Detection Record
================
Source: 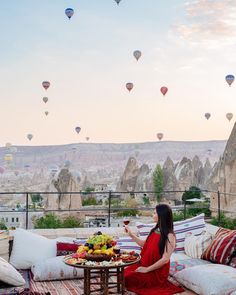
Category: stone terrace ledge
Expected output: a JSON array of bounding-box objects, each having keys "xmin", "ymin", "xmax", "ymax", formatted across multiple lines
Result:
[
  {"xmin": 9, "ymin": 226, "xmax": 139, "ymax": 239},
  {"xmin": 9, "ymin": 223, "xmax": 219, "ymax": 239}
]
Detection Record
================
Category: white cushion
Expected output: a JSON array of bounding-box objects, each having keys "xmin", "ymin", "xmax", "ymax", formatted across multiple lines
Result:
[
  {"xmin": 136, "ymin": 214, "xmax": 206, "ymax": 253},
  {"xmin": 117, "ymin": 236, "xmax": 141, "ymax": 254},
  {"xmin": 31, "ymin": 256, "xmax": 83, "ymax": 281},
  {"xmin": 184, "ymin": 230, "xmax": 213, "ymax": 259},
  {"xmin": 10, "ymin": 228, "xmax": 56, "ymax": 269},
  {"xmin": 0, "ymin": 257, "xmax": 25, "ymax": 286},
  {"xmin": 174, "ymin": 264, "xmax": 236, "ymax": 295}
]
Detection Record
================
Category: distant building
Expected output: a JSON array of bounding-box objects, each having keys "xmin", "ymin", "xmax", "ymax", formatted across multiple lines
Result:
[{"xmin": 0, "ymin": 207, "xmax": 24, "ymax": 228}]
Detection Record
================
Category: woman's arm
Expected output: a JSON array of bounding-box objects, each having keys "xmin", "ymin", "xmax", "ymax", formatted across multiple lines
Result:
[
  {"xmin": 125, "ymin": 226, "xmax": 146, "ymax": 247},
  {"xmin": 136, "ymin": 233, "xmax": 175, "ymax": 273}
]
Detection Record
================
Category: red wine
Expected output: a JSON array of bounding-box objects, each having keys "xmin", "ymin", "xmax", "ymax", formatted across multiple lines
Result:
[{"xmin": 123, "ymin": 220, "xmax": 130, "ymax": 225}]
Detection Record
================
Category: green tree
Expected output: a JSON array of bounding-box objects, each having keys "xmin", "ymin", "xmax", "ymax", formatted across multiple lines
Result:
[
  {"xmin": 34, "ymin": 213, "xmax": 62, "ymax": 229},
  {"xmin": 31, "ymin": 193, "xmax": 43, "ymax": 203},
  {"xmin": 152, "ymin": 165, "xmax": 164, "ymax": 202},
  {"xmin": 143, "ymin": 194, "xmax": 150, "ymax": 206},
  {"xmin": 62, "ymin": 216, "xmax": 81, "ymax": 228},
  {"xmin": 0, "ymin": 221, "xmax": 7, "ymax": 230},
  {"xmin": 82, "ymin": 196, "xmax": 98, "ymax": 206},
  {"xmin": 182, "ymin": 186, "xmax": 204, "ymax": 202}
]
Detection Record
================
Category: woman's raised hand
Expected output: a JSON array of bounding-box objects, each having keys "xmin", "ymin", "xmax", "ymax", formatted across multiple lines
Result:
[{"xmin": 124, "ymin": 225, "xmax": 132, "ymax": 236}]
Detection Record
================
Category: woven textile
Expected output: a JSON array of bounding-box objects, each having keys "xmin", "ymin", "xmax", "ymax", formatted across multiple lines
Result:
[
  {"xmin": 136, "ymin": 214, "xmax": 206, "ymax": 253},
  {"xmin": 201, "ymin": 227, "xmax": 236, "ymax": 265},
  {"xmin": 184, "ymin": 231, "xmax": 213, "ymax": 259}
]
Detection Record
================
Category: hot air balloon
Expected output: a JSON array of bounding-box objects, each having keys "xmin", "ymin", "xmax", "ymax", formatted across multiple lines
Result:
[
  {"xmin": 133, "ymin": 50, "xmax": 142, "ymax": 61},
  {"xmin": 157, "ymin": 133, "xmax": 164, "ymax": 141},
  {"xmin": 4, "ymin": 154, "xmax": 13, "ymax": 163},
  {"xmin": 75, "ymin": 126, "xmax": 81, "ymax": 134},
  {"xmin": 126, "ymin": 82, "xmax": 134, "ymax": 92},
  {"xmin": 42, "ymin": 81, "xmax": 50, "ymax": 90},
  {"xmin": 226, "ymin": 112, "xmax": 233, "ymax": 121},
  {"xmin": 160, "ymin": 86, "xmax": 168, "ymax": 96},
  {"xmin": 43, "ymin": 97, "xmax": 48, "ymax": 103},
  {"xmin": 225, "ymin": 75, "xmax": 235, "ymax": 87},
  {"xmin": 45, "ymin": 111, "xmax": 49, "ymax": 116},
  {"xmin": 65, "ymin": 8, "xmax": 74, "ymax": 19},
  {"xmin": 114, "ymin": 0, "xmax": 122, "ymax": 5},
  {"xmin": 27, "ymin": 134, "xmax": 33, "ymax": 141},
  {"xmin": 86, "ymin": 137, "xmax": 90, "ymax": 141},
  {"xmin": 205, "ymin": 113, "xmax": 211, "ymax": 120}
]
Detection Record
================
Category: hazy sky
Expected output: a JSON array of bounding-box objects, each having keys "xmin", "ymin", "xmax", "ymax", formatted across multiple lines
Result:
[{"xmin": 1, "ymin": 0, "xmax": 236, "ymax": 145}]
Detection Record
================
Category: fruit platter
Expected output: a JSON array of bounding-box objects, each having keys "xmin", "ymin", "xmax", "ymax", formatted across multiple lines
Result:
[{"xmin": 64, "ymin": 231, "xmax": 140, "ymax": 267}]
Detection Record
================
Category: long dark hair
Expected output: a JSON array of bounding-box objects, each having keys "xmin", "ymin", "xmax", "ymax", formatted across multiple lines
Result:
[{"xmin": 148, "ymin": 204, "xmax": 174, "ymax": 256}]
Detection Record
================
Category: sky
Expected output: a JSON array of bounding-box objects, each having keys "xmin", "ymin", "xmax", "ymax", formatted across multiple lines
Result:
[{"xmin": 1, "ymin": 0, "xmax": 236, "ymax": 145}]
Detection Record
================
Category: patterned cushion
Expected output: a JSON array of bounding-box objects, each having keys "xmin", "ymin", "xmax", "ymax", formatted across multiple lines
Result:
[
  {"xmin": 173, "ymin": 214, "xmax": 206, "ymax": 252},
  {"xmin": 117, "ymin": 236, "xmax": 141, "ymax": 254},
  {"xmin": 136, "ymin": 214, "xmax": 206, "ymax": 253},
  {"xmin": 184, "ymin": 230, "xmax": 213, "ymax": 259},
  {"xmin": 31, "ymin": 256, "xmax": 84, "ymax": 281},
  {"xmin": 170, "ymin": 258, "xmax": 211, "ymax": 276},
  {"xmin": 201, "ymin": 228, "xmax": 236, "ymax": 265},
  {"xmin": 57, "ymin": 242, "xmax": 79, "ymax": 256},
  {"xmin": 174, "ymin": 264, "xmax": 236, "ymax": 295}
]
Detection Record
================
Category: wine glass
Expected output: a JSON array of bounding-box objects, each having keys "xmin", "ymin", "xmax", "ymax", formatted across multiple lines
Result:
[{"xmin": 123, "ymin": 217, "xmax": 130, "ymax": 226}]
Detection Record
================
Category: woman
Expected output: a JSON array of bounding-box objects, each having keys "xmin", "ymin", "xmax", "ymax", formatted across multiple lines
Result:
[{"xmin": 124, "ymin": 204, "xmax": 184, "ymax": 295}]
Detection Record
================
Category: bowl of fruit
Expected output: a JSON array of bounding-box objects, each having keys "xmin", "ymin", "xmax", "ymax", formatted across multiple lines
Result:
[{"xmin": 76, "ymin": 231, "xmax": 117, "ymax": 262}]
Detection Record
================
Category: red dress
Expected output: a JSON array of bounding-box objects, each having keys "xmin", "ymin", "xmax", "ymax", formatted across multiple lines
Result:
[{"xmin": 124, "ymin": 231, "xmax": 184, "ymax": 295}]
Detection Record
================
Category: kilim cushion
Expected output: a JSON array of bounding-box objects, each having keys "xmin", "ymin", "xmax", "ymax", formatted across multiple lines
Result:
[
  {"xmin": 184, "ymin": 230, "xmax": 213, "ymax": 259},
  {"xmin": 136, "ymin": 213, "xmax": 206, "ymax": 253},
  {"xmin": 201, "ymin": 227, "xmax": 236, "ymax": 265},
  {"xmin": 56, "ymin": 242, "xmax": 79, "ymax": 256}
]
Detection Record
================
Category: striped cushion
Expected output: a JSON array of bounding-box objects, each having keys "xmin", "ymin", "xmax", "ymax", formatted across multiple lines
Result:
[
  {"xmin": 173, "ymin": 214, "xmax": 206, "ymax": 252},
  {"xmin": 117, "ymin": 236, "xmax": 141, "ymax": 254},
  {"xmin": 136, "ymin": 214, "xmax": 206, "ymax": 253},
  {"xmin": 201, "ymin": 228, "xmax": 236, "ymax": 265},
  {"xmin": 184, "ymin": 231, "xmax": 213, "ymax": 259}
]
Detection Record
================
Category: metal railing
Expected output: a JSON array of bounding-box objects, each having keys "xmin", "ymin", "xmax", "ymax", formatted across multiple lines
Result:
[{"xmin": 0, "ymin": 189, "xmax": 235, "ymax": 229}]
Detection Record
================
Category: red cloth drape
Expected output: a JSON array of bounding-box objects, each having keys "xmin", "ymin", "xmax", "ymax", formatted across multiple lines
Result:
[{"xmin": 124, "ymin": 232, "xmax": 184, "ymax": 295}]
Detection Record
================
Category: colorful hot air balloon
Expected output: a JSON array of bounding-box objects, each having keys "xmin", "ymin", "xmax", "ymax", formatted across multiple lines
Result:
[
  {"xmin": 45, "ymin": 111, "xmax": 49, "ymax": 116},
  {"xmin": 157, "ymin": 133, "xmax": 164, "ymax": 141},
  {"xmin": 205, "ymin": 113, "xmax": 211, "ymax": 120},
  {"xmin": 65, "ymin": 8, "xmax": 74, "ymax": 19},
  {"xmin": 4, "ymin": 154, "xmax": 13, "ymax": 163},
  {"xmin": 114, "ymin": 0, "xmax": 122, "ymax": 5},
  {"xmin": 160, "ymin": 86, "xmax": 168, "ymax": 96},
  {"xmin": 86, "ymin": 137, "xmax": 90, "ymax": 141},
  {"xmin": 225, "ymin": 75, "xmax": 235, "ymax": 86},
  {"xmin": 43, "ymin": 97, "xmax": 48, "ymax": 103},
  {"xmin": 226, "ymin": 112, "xmax": 233, "ymax": 121},
  {"xmin": 75, "ymin": 126, "xmax": 81, "ymax": 134},
  {"xmin": 42, "ymin": 81, "xmax": 50, "ymax": 90},
  {"xmin": 133, "ymin": 50, "xmax": 142, "ymax": 61},
  {"xmin": 126, "ymin": 82, "xmax": 134, "ymax": 92},
  {"xmin": 27, "ymin": 134, "xmax": 33, "ymax": 141}
]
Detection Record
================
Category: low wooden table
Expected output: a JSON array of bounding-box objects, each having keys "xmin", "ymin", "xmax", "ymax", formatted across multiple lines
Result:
[{"xmin": 65, "ymin": 257, "xmax": 140, "ymax": 295}]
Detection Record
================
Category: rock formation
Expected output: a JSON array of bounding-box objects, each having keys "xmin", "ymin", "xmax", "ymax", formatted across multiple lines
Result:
[
  {"xmin": 117, "ymin": 155, "xmax": 213, "ymax": 203},
  {"xmin": 45, "ymin": 168, "xmax": 82, "ymax": 212},
  {"xmin": 207, "ymin": 122, "xmax": 236, "ymax": 217}
]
